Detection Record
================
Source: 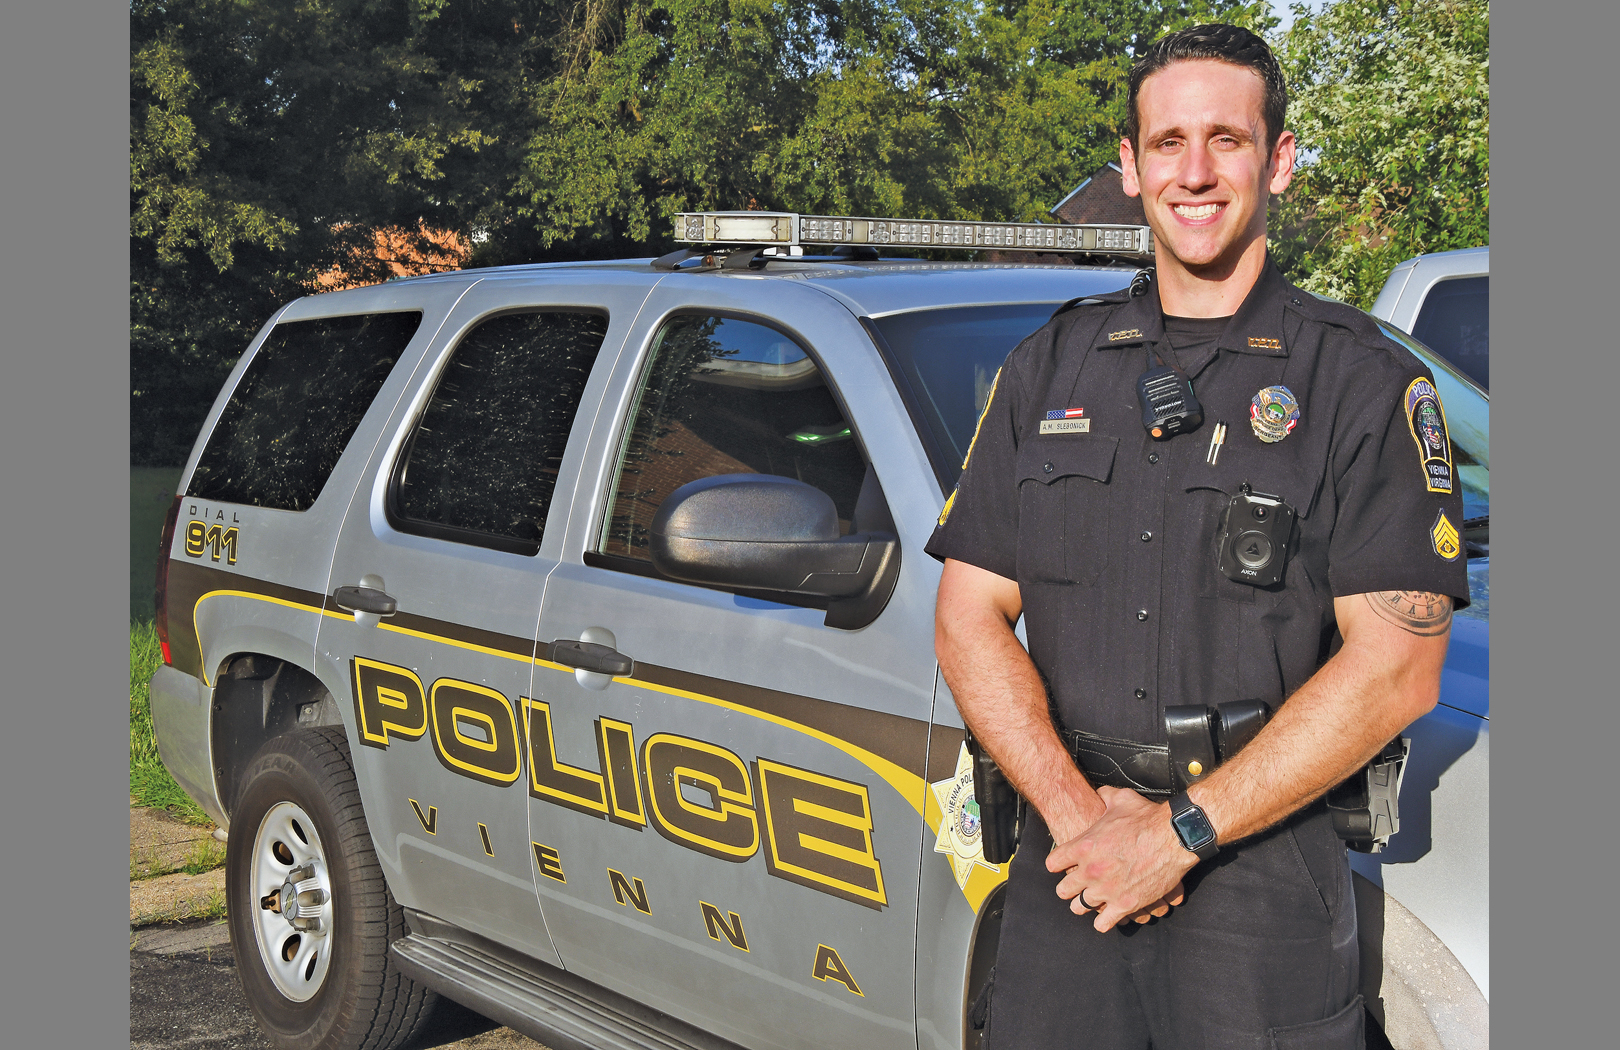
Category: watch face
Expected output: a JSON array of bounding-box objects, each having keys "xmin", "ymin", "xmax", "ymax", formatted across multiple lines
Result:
[{"xmin": 1173, "ymin": 805, "xmax": 1217, "ymax": 850}]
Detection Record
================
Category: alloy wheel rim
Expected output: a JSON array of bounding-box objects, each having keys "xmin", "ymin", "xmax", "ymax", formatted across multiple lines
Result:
[{"xmin": 249, "ymin": 801, "xmax": 335, "ymax": 1002}]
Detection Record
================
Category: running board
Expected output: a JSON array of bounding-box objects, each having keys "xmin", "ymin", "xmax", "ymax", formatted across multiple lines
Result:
[{"xmin": 392, "ymin": 910, "xmax": 747, "ymax": 1050}]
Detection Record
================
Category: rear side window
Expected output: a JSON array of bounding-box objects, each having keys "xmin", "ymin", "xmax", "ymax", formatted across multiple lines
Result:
[
  {"xmin": 390, "ymin": 311, "xmax": 609, "ymax": 555},
  {"xmin": 597, "ymin": 314, "xmax": 868, "ymax": 566},
  {"xmin": 1411, "ymin": 275, "xmax": 1488, "ymax": 390},
  {"xmin": 189, "ymin": 311, "xmax": 422, "ymax": 510}
]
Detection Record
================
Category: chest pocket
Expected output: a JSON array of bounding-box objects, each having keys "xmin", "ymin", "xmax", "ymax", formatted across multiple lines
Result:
[
  {"xmin": 1178, "ymin": 440, "xmax": 1322, "ymax": 605},
  {"xmin": 1015, "ymin": 436, "xmax": 1118, "ymax": 586}
]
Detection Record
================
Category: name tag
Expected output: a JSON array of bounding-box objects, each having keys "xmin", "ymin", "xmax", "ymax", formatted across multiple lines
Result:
[{"xmin": 1039, "ymin": 418, "xmax": 1091, "ymax": 434}]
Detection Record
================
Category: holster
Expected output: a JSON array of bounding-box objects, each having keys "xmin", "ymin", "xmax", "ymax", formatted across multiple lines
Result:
[
  {"xmin": 967, "ymin": 702, "xmax": 1407, "ymax": 863},
  {"xmin": 1327, "ymin": 736, "xmax": 1410, "ymax": 853},
  {"xmin": 1062, "ymin": 700, "xmax": 1273, "ymax": 802},
  {"xmin": 965, "ymin": 727, "xmax": 1021, "ymax": 865}
]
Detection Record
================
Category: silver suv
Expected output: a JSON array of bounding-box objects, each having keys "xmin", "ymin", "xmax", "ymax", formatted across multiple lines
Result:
[
  {"xmin": 1370, "ymin": 245, "xmax": 1489, "ymax": 391},
  {"xmin": 150, "ymin": 228, "xmax": 1488, "ymax": 1050}
]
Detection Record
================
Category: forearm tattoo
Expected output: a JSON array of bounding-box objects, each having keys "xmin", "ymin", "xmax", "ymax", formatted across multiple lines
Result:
[{"xmin": 1365, "ymin": 591, "xmax": 1454, "ymax": 636}]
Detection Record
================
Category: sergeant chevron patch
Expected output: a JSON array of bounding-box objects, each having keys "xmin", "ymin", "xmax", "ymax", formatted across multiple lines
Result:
[{"xmin": 1431, "ymin": 508, "xmax": 1461, "ymax": 561}]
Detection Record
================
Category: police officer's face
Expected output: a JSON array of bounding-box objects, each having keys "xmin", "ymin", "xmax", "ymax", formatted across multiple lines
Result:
[{"xmin": 1121, "ymin": 59, "xmax": 1295, "ymax": 277}]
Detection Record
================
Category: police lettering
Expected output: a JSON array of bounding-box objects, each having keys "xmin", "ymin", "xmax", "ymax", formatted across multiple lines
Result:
[{"xmin": 351, "ymin": 657, "xmax": 888, "ymax": 908}]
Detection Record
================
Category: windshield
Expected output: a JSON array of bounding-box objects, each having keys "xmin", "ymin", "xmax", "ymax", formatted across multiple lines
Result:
[{"xmin": 869, "ymin": 305, "xmax": 1489, "ymax": 527}]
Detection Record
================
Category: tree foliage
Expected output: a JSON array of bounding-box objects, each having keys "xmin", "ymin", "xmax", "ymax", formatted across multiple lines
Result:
[
  {"xmin": 130, "ymin": 0, "xmax": 561, "ymax": 462},
  {"xmin": 1273, "ymin": 0, "xmax": 1489, "ymax": 307},
  {"xmin": 504, "ymin": 0, "xmax": 1269, "ymax": 254},
  {"xmin": 136, "ymin": 0, "xmax": 1320, "ymax": 464}
]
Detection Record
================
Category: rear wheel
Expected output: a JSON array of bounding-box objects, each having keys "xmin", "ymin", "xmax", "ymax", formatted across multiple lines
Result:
[{"xmin": 226, "ymin": 726, "xmax": 437, "ymax": 1050}]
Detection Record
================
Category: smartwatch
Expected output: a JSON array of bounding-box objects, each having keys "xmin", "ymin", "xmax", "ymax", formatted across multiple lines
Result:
[{"xmin": 1169, "ymin": 791, "xmax": 1219, "ymax": 861}]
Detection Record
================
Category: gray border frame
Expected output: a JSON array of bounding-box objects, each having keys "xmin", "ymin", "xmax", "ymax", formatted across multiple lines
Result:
[
  {"xmin": 1, "ymin": 2, "xmax": 132, "ymax": 1044},
  {"xmin": 1493, "ymin": 0, "xmax": 1605, "ymax": 1044},
  {"xmin": 1, "ymin": 1, "xmax": 1591, "ymax": 1043}
]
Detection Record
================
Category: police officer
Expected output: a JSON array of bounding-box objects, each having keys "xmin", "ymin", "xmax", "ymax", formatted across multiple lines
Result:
[{"xmin": 926, "ymin": 24, "xmax": 1469, "ymax": 1049}]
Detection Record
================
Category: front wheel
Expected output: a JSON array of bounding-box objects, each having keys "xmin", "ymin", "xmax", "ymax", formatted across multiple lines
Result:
[{"xmin": 226, "ymin": 726, "xmax": 437, "ymax": 1050}]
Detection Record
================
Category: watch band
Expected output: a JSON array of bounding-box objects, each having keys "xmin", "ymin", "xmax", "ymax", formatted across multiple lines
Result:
[{"xmin": 1169, "ymin": 791, "xmax": 1219, "ymax": 861}]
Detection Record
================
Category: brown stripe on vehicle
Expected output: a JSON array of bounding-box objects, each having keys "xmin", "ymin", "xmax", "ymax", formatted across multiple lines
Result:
[
  {"xmin": 384, "ymin": 609, "xmax": 537, "ymax": 661},
  {"xmin": 926, "ymin": 724, "xmax": 968, "ymax": 784},
  {"xmin": 165, "ymin": 562, "xmax": 329, "ymax": 681},
  {"xmin": 628, "ymin": 662, "xmax": 932, "ymax": 779},
  {"xmin": 169, "ymin": 562, "xmax": 537, "ymax": 683}
]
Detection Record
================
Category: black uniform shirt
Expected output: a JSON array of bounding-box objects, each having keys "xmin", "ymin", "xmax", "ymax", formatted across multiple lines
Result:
[{"xmin": 925, "ymin": 259, "xmax": 1471, "ymax": 744}]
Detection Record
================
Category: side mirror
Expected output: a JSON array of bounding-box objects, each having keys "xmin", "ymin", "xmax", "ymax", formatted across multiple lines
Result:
[{"xmin": 649, "ymin": 474, "xmax": 900, "ymax": 630}]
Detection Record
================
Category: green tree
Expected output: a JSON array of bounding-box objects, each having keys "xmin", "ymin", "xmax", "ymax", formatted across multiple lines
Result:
[
  {"xmin": 132, "ymin": 1, "xmax": 1271, "ymax": 464},
  {"xmin": 1273, "ymin": 0, "xmax": 1489, "ymax": 307},
  {"xmin": 130, "ymin": 0, "xmax": 550, "ymax": 463},
  {"xmin": 505, "ymin": 1, "xmax": 1271, "ymax": 255}
]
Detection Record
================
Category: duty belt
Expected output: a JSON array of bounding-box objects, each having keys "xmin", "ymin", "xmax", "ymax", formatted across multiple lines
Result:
[{"xmin": 1061, "ymin": 701, "xmax": 1273, "ymax": 802}]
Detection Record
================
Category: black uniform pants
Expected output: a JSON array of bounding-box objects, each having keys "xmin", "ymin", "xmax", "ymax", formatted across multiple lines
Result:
[{"xmin": 984, "ymin": 803, "xmax": 1362, "ymax": 1050}]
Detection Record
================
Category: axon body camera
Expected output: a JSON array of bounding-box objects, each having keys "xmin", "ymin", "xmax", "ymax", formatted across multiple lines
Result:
[{"xmin": 1217, "ymin": 485, "xmax": 1296, "ymax": 587}]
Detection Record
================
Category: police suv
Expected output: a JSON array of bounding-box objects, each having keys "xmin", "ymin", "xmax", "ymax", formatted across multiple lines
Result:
[{"xmin": 149, "ymin": 213, "xmax": 1489, "ymax": 1050}]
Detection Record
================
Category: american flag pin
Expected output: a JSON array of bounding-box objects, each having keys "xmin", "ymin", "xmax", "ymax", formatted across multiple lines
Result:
[{"xmin": 1045, "ymin": 407, "xmax": 1085, "ymax": 420}]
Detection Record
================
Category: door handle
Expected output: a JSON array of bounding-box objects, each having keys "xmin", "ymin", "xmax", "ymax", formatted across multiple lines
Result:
[
  {"xmin": 333, "ymin": 586, "xmax": 398, "ymax": 616},
  {"xmin": 546, "ymin": 639, "xmax": 633, "ymax": 677}
]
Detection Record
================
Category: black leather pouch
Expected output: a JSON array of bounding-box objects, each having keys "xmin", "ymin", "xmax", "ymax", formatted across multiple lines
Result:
[
  {"xmin": 1215, "ymin": 699, "xmax": 1272, "ymax": 760},
  {"xmin": 1165, "ymin": 705, "xmax": 1219, "ymax": 792}
]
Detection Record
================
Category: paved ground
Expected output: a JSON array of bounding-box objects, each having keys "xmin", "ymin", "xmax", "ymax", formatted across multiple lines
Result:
[
  {"xmin": 130, "ymin": 802, "xmax": 215, "ymax": 874},
  {"xmin": 130, "ymin": 922, "xmax": 548, "ymax": 1049},
  {"xmin": 131, "ymin": 804, "xmax": 548, "ymax": 1048},
  {"xmin": 130, "ymin": 803, "xmax": 227, "ymax": 924}
]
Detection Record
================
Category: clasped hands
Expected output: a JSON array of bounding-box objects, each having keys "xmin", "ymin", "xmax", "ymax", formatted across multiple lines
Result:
[{"xmin": 1045, "ymin": 785, "xmax": 1198, "ymax": 932}]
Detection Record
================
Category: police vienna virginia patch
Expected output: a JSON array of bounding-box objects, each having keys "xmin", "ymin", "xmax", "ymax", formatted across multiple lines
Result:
[
  {"xmin": 1431, "ymin": 508, "xmax": 1461, "ymax": 561},
  {"xmin": 1405, "ymin": 378, "xmax": 1454, "ymax": 493}
]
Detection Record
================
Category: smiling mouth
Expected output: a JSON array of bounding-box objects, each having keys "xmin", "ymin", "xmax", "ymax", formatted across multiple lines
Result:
[{"xmin": 1172, "ymin": 203, "xmax": 1223, "ymax": 220}]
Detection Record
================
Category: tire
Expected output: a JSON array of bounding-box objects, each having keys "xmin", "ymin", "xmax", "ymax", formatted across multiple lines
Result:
[{"xmin": 226, "ymin": 726, "xmax": 438, "ymax": 1050}]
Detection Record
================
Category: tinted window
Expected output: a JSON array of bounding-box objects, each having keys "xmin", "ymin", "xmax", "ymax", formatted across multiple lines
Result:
[
  {"xmin": 871, "ymin": 303, "xmax": 1057, "ymax": 490},
  {"xmin": 1411, "ymin": 275, "xmax": 1488, "ymax": 390},
  {"xmin": 189, "ymin": 311, "xmax": 422, "ymax": 510},
  {"xmin": 598, "ymin": 315, "xmax": 867, "ymax": 564},
  {"xmin": 393, "ymin": 311, "xmax": 609, "ymax": 555}
]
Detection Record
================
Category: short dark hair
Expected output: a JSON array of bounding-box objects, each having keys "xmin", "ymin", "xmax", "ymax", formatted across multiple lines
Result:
[{"xmin": 1125, "ymin": 24, "xmax": 1287, "ymax": 154}]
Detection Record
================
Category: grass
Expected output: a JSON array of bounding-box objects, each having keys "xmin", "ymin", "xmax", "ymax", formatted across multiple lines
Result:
[
  {"xmin": 130, "ymin": 618, "xmax": 212, "ymax": 826},
  {"xmin": 130, "ymin": 467, "xmax": 215, "ymax": 827},
  {"xmin": 181, "ymin": 837, "xmax": 228, "ymax": 875},
  {"xmin": 132, "ymin": 885, "xmax": 229, "ymax": 928},
  {"xmin": 191, "ymin": 887, "xmax": 228, "ymax": 924},
  {"xmin": 131, "ymin": 466, "xmax": 184, "ymax": 621},
  {"xmin": 131, "ymin": 845, "xmax": 166, "ymax": 881}
]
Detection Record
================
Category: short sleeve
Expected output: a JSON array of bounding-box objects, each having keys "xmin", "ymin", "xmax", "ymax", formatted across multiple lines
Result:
[
  {"xmin": 924, "ymin": 352, "xmax": 1025, "ymax": 582},
  {"xmin": 1325, "ymin": 364, "xmax": 1472, "ymax": 608}
]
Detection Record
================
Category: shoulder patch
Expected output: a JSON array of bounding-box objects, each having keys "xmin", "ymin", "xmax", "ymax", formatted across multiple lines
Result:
[{"xmin": 1404, "ymin": 378, "xmax": 1454, "ymax": 493}]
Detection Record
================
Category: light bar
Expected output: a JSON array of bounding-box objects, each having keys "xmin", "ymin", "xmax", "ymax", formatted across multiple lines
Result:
[{"xmin": 674, "ymin": 211, "xmax": 1152, "ymax": 259}]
